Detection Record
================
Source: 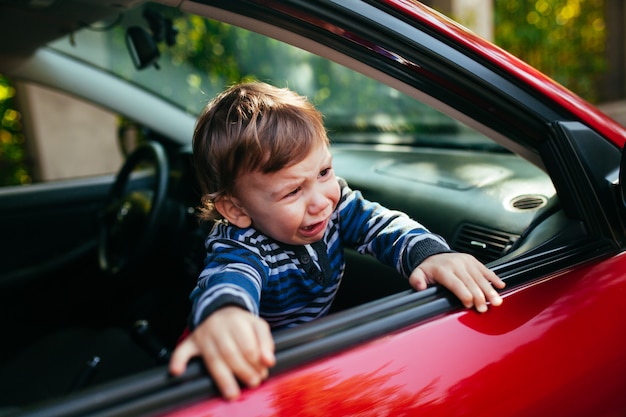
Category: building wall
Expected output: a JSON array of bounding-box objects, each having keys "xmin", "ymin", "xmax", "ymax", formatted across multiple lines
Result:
[{"xmin": 15, "ymin": 81, "xmax": 122, "ymax": 182}]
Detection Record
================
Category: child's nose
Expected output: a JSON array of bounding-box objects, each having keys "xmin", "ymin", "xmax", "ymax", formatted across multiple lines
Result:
[{"xmin": 307, "ymin": 190, "xmax": 329, "ymax": 213}]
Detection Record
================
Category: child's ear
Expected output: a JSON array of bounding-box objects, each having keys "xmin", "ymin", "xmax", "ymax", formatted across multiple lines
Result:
[{"xmin": 214, "ymin": 196, "xmax": 252, "ymax": 228}]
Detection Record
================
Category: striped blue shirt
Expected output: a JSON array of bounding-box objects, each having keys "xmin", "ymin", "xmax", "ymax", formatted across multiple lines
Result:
[{"xmin": 190, "ymin": 178, "xmax": 451, "ymax": 330}]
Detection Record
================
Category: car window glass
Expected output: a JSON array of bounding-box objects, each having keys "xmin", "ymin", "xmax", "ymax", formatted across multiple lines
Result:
[{"xmin": 47, "ymin": 5, "xmax": 502, "ymax": 150}]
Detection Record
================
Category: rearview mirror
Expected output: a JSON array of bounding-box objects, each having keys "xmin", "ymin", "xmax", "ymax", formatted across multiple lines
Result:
[{"xmin": 125, "ymin": 26, "xmax": 160, "ymax": 70}]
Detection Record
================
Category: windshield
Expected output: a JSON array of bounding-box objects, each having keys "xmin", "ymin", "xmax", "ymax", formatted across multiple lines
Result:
[{"xmin": 49, "ymin": 2, "xmax": 500, "ymax": 149}]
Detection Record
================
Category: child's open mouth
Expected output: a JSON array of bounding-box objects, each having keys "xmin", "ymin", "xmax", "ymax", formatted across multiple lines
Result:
[{"xmin": 301, "ymin": 220, "xmax": 326, "ymax": 237}]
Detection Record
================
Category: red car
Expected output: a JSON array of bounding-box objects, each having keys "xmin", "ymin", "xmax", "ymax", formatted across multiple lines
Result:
[{"xmin": 1, "ymin": 1, "xmax": 626, "ymax": 416}]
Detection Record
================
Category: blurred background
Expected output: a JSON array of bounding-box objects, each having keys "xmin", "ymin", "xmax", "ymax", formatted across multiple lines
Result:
[
  {"xmin": 425, "ymin": 0, "xmax": 624, "ymax": 107},
  {"xmin": 1, "ymin": 0, "xmax": 625, "ymax": 187}
]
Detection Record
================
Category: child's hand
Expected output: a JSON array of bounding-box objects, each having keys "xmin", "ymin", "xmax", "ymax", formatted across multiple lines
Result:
[
  {"xmin": 169, "ymin": 306, "xmax": 275, "ymax": 400},
  {"xmin": 409, "ymin": 252, "xmax": 505, "ymax": 313}
]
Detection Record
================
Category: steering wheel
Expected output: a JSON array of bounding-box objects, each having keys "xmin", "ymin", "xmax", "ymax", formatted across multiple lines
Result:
[{"xmin": 98, "ymin": 141, "xmax": 169, "ymax": 275}]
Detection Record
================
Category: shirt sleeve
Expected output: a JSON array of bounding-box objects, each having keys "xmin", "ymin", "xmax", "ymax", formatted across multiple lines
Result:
[
  {"xmin": 188, "ymin": 224, "xmax": 266, "ymax": 330},
  {"xmin": 336, "ymin": 177, "xmax": 453, "ymax": 278}
]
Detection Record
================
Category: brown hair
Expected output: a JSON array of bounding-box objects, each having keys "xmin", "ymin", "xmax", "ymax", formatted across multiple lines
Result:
[{"xmin": 192, "ymin": 81, "xmax": 329, "ymax": 222}]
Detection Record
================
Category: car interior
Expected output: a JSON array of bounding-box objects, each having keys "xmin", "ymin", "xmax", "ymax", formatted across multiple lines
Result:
[{"xmin": 3, "ymin": 0, "xmax": 622, "ymax": 413}]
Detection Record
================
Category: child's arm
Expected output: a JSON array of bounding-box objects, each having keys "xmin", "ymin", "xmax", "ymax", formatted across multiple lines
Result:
[
  {"xmin": 169, "ymin": 306, "xmax": 275, "ymax": 401},
  {"xmin": 409, "ymin": 252, "xmax": 505, "ymax": 312}
]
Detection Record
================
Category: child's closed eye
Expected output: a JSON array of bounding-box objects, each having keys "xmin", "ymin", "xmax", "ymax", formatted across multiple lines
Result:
[{"xmin": 284, "ymin": 187, "xmax": 301, "ymax": 198}]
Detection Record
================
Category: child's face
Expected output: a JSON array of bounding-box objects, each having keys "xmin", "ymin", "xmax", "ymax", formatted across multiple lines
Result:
[{"xmin": 230, "ymin": 142, "xmax": 340, "ymax": 245}]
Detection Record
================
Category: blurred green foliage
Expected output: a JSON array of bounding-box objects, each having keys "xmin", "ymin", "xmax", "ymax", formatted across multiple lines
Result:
[
  {"xmin": 494, "ymin": 0, "xmax": 606, "ymax": 103},
  {"xmin": 0, "ymin": 74, "xmax": 30, "ymax": 186},
  {"xmin": 165, "ymin": 10, "xmax": 430, "ymax": 132}
]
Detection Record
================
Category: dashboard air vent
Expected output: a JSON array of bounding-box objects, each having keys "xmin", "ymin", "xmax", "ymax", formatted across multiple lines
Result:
[
  {"xmin": 510, "ymin": 194, "xmax": 547, "ymax": 211},
  {"xmin": 452, "ymin": 224, "xmax": 519, "ymax": 263}
]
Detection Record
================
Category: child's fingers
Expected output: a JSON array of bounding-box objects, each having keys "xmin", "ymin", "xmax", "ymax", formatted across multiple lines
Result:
[
  {"xmin": 202, "ymin": 328, "xmax": 264, "ymax": 399},
  {"xmin": 254, "ymin": 319, "xmax": 276, "ymax": 368},
  {"xmin": 417, "ymin": 265, "xmax": 477, "ymax": 309},
  {"xmin": 457, "ymin": 268, "xmax": 488, "ymax": 312},
  {"xmin": 463, "ymin": 261, "xmax": 503, "ymax": 312},
  {"xmin": 473, "ymin": 263, "xmax": 504, "ymax": 307},
  {"xmin": 228, "ymin": 322, "xmax": 272, "ymax": 388},
  {"xmin": 482, "ymin": 265, "xmax": 506, "ymax": 289},
  {"xmin": 480, "ymin": 275, "xmax": 504, "ymax": 307},
  {"xmin": 412, "ymin": 253, "xmax": 505, "ymax": 313},
  {"xmin": 202, "ymin": 345, "xmax": 243, "ymax": 400},
  {"xmin": 168, "ymin": 337, "xmax": 199, "ymax": 376},
  {"xmin": 408, "ymin": 266, "xmax": 429, "ymax": 290}
]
